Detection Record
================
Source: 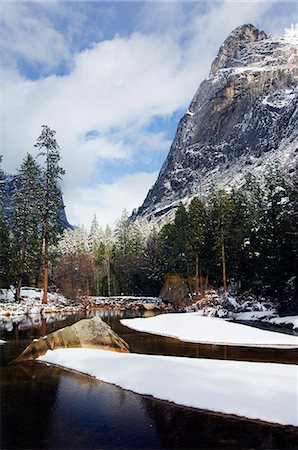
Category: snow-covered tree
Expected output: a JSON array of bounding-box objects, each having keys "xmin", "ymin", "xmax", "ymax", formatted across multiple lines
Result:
[
  {"xmin": 88, "ymin": 214, "xmax": 103, "ymax": 253},
  {"xmin": 55, "ymin": 226, "xmax": 89, "ymax": 256},
  {"xmin": 114, "ymin": 209, "xmax": 132, "ymax": 255},
  {"xmin": 35, "ymin": 126, "xmax": 65, "ymax": 304},
  {"xmin": 11, "ymin": 154, "xmax": 43, "ymax": 300}
]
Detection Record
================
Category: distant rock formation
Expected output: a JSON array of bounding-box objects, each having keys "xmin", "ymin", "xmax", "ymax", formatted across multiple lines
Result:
[
  {"xmin": 134, "ymin": 24, "xmax": 298, "ymax": 221},
  {"xmin": 13, "ymin": 316, "xmax": 130, "ymax": 362},
  {"xmin": 0, "ymin": 174, "xmax": 72, "ymax": 229}
]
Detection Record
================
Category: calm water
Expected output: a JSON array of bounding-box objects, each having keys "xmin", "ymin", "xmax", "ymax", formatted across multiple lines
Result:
[{"xmin": 1, "ymin": 310, "xmax": 297, "ymax": 449}]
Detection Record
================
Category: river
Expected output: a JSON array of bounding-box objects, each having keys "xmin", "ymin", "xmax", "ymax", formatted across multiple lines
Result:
[{"xmin": 1, "ymin": 310, "xmax": 297, "ymax": 449}]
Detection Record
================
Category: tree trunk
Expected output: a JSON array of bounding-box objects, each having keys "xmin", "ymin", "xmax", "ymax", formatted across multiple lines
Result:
[
  {"xmin": 15, "ymin": 246, "xmax": 25, "ymax": 302},
  {"xmin": 195, "ymin": 254, "xmax": 199, "ymax": 294},
  {"xmin": 42, "ymin": 213, "xmax": 49, "ymax": 304},
  {"xmin": 221, "ymin": 239, "xmax": 227, "ymax": 293},
  {"xmin": 199, "ymin": 261, "xmax": 203, "ymax": 293},
  {"xmin": 15, "ymin": 278, "xmax": 22, "ymax": 303},
  {"xmin": 107, "ymin": 252, "xmax": 111, "ymax": 297}
]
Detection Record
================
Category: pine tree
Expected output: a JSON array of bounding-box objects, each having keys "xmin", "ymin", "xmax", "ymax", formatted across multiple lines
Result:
[
  {"xmin": 11, "ymin": 154, "xmax": 43, "ymax": 300},
  {"xmin": 114, "ymin": 209, "xmax": 132, "ymax": 256},
  {"xmin": 88, "ymin": 214, "xmax": 103, "ymax": 253},
  {"xmin": 0, "ymin": 156, "xmax": 12, "ymax": 288},
  {"xmin": 210, "ymin": 190, "xmax": 233, "ymax": 292},
  {"xmin": 0, "ymin": 217, "xmax": 13, "ymax": 288},
  {"xmin": 35, "ymin": 126, "xmax": 65, "ymax": 304},
  {"xmin": 188, "ymin": 197, "xmax": 207, "ymax": 293}
]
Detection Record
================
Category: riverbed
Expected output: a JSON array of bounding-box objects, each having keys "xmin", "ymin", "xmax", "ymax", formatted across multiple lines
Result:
[{"xmin": 1, "ymin": 310, "xmax": 297, "ymax": 449}]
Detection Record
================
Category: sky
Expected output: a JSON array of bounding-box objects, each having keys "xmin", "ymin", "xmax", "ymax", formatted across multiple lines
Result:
[{"xmin": 1, "ymin": 0, "xmax": 297, "ymax": 229}]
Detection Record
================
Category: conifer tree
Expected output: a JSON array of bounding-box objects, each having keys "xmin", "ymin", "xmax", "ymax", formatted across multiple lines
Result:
[
  {"xmin": 188, "ymin": 197, "xmax": 207, "ymax": 292},
  {"xmin": 0, "ymin": 156, "xmax": 12, "ymax": 288},
  {"xmin": 114, "ymin": 209, "xmax": 131, "ymax": 256},
  {"xmin": 88, "ymin": 214, "xmax": 103, "ymax": 253},
  {"xmin": 210, "ymin": 190, "xmax": 233, "ymax": 292},
  {"xmin": 0, "ymin": 217, "xmax": 12, "ymax": 288},
  {"xmin": 12, "ymin": 154, "xmax": 43, "ymax": 300},
  {"xmin": 35, "ymin": 126, "xmax": 65, "ymax": 304}
]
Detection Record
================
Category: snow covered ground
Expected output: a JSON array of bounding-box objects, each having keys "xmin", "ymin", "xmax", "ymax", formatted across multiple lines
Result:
[
  {"xmin": 266, "ymin": 315, "xmax": 298, "ymax": 329},
  {"xmin": 38, "ymin": 348, "xmax": 298, "ymax": 427},
  {"xmin": 0, "ymin": 288, "xmax": 82, "ymax": 323},
  {"xmin": 121, "ymin": 312, "xmax": 298, "ymax": 348},
  {"xmin": 0, "ymin": 287, "xmax": 164, "ymax": 317}
]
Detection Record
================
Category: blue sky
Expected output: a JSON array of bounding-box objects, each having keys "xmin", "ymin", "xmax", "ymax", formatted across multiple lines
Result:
[{"xmin": 1, "ymin": 1, "xmax": 297, "ymax": 228}]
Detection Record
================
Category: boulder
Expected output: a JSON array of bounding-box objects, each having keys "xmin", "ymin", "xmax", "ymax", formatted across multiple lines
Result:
[{"xmin": 13, "ymin": 316, "xmax": 130, "ymax": 362}]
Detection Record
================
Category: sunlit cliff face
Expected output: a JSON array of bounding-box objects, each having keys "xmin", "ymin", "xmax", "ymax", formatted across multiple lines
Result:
[{"xmin": 135, "ymin": 24, "xmax": 298, "ymax": 221}]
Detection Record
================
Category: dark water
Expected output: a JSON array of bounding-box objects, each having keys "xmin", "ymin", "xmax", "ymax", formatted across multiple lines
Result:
[{"xmin": 1, "ymin": 310, "xmax": 297, "ymax": 449}]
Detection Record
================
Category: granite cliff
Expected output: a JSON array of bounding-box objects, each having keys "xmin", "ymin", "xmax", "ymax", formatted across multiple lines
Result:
[
  {"xmin": 135, "ymin": 24, "xmax": 298, "ymax": 220},
  {"xmin": 0, "ymin": 174, "xmax": 72, "ymax": 229}
]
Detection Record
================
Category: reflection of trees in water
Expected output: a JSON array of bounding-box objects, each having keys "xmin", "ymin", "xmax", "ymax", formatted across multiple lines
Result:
[
  {"xmin": 141, "ymin": 396, "xmax": 298, "ymax": 449},
  {"xmin": 1, "ymin": 362, "xmax": 61, "ymax": 449}
]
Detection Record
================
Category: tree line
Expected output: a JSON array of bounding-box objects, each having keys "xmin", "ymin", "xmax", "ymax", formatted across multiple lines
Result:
[
  {"xmin": 0, "ymin": 126, "xmax": 64, "ymax": 303},
  {"xmin": 43, "ymin": 163, "xmax": 298, "ymax": 314},
  {"xmin": 1, "ymin": 128, "xmax": 297, "ymax": 314}
]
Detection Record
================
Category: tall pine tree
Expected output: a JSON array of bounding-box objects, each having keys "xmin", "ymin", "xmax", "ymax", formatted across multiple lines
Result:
[
  {"xmin": 12, "ymin": 154, "xmax": 43, "ymax": 300},
  {"xmin": 188, "ymin": 197, "xmax": 207, "ymax": 293},
  {"xmin": 35, "ymin": 126, "xmax": 65, "ymax": 304},
  {"xmin": 210, "ymin": 190, "xmax": 233, "ymax": 292}
]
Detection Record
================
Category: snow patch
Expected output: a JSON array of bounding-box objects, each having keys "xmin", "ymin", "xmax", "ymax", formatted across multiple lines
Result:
[
  {"xmin": 38, "ymin": 348, "xmax": 298, "ymax": 427},
  {"xmin": 121, "ymin": 312, "xmax": 298, "ymax": 348},
  {"xmin": 284, "ymin": 23, "xmax": 298, "ymax": 45}
]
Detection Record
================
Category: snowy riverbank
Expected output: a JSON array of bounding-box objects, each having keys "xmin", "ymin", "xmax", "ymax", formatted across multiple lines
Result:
[
  {"xmin": 0, "ymin": 287, "xmax": 165, "ymax": 323},
  {"xmin": 121, "ymin": 312, "xmax": 298, "ymax": 348},
  {"xmin": 192, "ymin": 290, "xmax": 298, "ymax": 331},
  {"xmin": 38, "ymin": 348, "xmax": 297, "ymax": 427}
]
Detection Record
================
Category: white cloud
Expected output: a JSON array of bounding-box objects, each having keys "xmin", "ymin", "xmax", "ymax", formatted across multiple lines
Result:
[
  {"xmin": 64, "ymin": 171, "xmax": 158, "ymax": 229},
  {"xmin": 0, "ymin": 2, "xmax": 70, "ymax": 71},
  {"xmin": 2, "ymin": 0, "xmax": 294, "ymax": 227}
]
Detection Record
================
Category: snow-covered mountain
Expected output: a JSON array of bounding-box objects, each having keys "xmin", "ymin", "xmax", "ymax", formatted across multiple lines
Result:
[{"xmin": 134, "ymin": 24, "xmax": 298, "ymax": 220}]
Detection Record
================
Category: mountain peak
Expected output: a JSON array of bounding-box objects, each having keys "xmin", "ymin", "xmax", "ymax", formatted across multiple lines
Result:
[
  {"xmin": 134, "ymin": 24, "xmax": 298, "ymax": 221},
  {"xmin": 210, "ymin": 24, "xmax": 267, "ymax": 75}
]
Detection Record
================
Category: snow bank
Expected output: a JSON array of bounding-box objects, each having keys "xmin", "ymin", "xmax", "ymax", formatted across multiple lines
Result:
[
  {"xmin": 121, "ymin": 313, "xmax": 298, "ymax": 348},
  {"xmin": 0, "ymin": 287, "xmax": 82, "ymax": 322},
  {"xmin": 0, "ymin": 339, "xmax": 6, "ymax": 345},
  {"xmin": 38, "ymin": 348, "xmax": 297, "ymax": 427},
  {"xmin": 267, "ymin": 316, "xmax": 298, "ymax": 330}
]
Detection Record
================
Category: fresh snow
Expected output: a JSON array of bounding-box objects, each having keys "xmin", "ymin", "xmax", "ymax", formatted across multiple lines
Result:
[
  {"xmin": 284, "ymin": 23, "xmax": 298, "ymax": 45},
  {"xmin": 38, "ymin": 348, "xmax": 298, "ymax": 427},
  {"xmin": 121, "ymin": 313, "xmax": 298, "ymax": 348},
  {"xmin": 267, "ymin": 316, "xmax": 298, "ymax": 329}
]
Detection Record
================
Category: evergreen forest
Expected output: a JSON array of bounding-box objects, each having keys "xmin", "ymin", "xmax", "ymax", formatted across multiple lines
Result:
[{"xmin": 0, "ymin": 129, "xmax": 297, "ymax": 314}]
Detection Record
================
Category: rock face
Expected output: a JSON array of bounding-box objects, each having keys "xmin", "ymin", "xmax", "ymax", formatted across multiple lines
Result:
[
  {"xmin": 13, "ymin": 316, "xmax": 130, "ymax": 362},
  {"xmin": 0, "ymin": 174, "xmax": 72, "ymax": 229},
  {"xmin": 134, "ymin": 24, "xmax": 298, "ymax": 220}
]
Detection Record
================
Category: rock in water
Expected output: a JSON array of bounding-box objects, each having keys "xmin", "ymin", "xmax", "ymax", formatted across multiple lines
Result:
[{"xmin": 13, "ymin": 316, "xmax": 130, "ymax": 362}]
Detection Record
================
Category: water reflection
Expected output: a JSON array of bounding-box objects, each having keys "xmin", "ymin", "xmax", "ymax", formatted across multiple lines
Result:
[
  {"xmin": 1, "ymin": 357, "xmax": 162, "ymax": 449},
  {"xmin": 1, "ymin": 311, "xmax": 298, "ymax": 449},
  {"xmin": 1, "ymin": 310, "xmax": 297, "ymax": 365},
  {"xmin": 1, "ymin": 360, "xmax": 60, "ymax": 449},
  {"xmin": 142, "ymin": 396, "xmax": 298, "ymax": 449},
  {"xmin": 1, "ymin": 355, "xmax": 297, "ymax": 450}
]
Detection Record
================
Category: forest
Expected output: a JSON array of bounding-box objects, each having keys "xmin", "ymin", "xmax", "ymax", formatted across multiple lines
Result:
[{"xmin": 0, "ymin": 128, "xmax": 297, "ymax": 314}]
